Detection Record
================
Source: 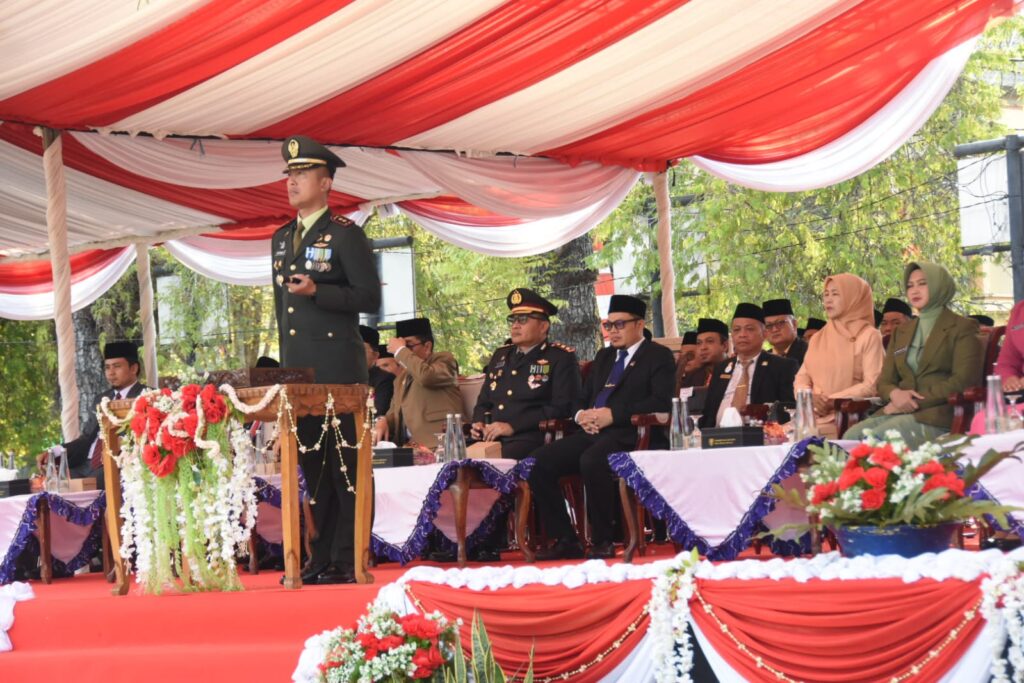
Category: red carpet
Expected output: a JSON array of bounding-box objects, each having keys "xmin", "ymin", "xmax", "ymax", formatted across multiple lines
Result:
[{"xmin": 0, "ymin": 547, "xmax": 685, "ymax": 682}]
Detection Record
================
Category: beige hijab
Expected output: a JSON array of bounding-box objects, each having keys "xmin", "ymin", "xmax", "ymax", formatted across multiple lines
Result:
[{"xmin": 804, "ymin": 273, "xmax": 875, "ymax": 393}]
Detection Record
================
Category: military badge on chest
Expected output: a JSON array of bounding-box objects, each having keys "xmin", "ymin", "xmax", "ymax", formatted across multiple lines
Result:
[
  {"xmin": 304, "ymin": 244, "xmax": 333, "ymax": 273},
  {"xmin": 527, "ymin": 360, "xmax": 550, "ymax": 390}
]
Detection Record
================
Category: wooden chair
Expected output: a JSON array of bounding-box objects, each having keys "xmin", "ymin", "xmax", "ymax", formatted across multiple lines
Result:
[
  {"xmin": 835, "ymin": 399, "xmax": 873, "ymax": 438},
  {"xmin": 947, "ymin": 325, "xmax": 1006, "ymax": 435}
]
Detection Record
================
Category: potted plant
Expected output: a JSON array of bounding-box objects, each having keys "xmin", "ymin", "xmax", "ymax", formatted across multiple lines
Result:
[{"xmin": 771, "ymin": 430, "xmax": 1020, "ymax": 557}]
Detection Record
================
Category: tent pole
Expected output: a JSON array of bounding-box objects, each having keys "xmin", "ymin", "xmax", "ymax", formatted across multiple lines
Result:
[
  {"xmin": 652, "ymin": 171, "xmax": 678, "ymax": 337},
  {"xmin": 42, "ymin": 127, "xmax": 80, "ymax": 441},
  {"xmin": 135, "ymin": 244, "xmax": 159, "ymax": 386}
]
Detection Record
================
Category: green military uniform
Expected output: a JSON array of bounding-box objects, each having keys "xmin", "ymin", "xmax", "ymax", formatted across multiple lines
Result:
[
  {"xmin": 271, "ymin": 135, "xmax": 380, "ymax": 582},
  {"xmin": 471, "ymin": 289, "xmax": 582, "ymax": 460}
]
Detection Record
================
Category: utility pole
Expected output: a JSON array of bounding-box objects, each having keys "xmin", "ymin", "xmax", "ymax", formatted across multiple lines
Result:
[{"xmin": 954, "ymin": 135, "xmax": 1023, "ymax": 302}]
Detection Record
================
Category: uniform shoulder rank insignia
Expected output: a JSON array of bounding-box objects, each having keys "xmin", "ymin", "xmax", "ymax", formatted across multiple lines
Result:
[
  {"xmin": 330, "ymin": 214, "xmax": 354, "ymax": 227},
  {"xmin": 550, "ymin": 341, "xmax": 575, "ymax": 353}
]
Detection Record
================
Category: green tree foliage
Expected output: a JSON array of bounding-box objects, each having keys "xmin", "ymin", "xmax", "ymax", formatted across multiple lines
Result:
[
  {"xmin": 0, "ymin": 319, "xmax": 60, "ymax": 460},
  {"xmin": 592, "ymin": 20, "xmax": 1023, "ymax": 327}
]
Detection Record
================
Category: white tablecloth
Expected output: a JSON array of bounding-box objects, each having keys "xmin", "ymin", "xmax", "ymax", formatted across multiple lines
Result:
[
  {"xmin": 610, "ymin": 439, "xmax": 851, "ymax": 559},
  {"xmin": 0, "ymin": 490, "xmax": 104, "ymax": 582},
  {"xmin": 253, "ymin": 459, "xmax": 528, "ymax": 563},
  {"xmin": 954, "ymin": 430, "xmax": 1024, "ymax": 531}
]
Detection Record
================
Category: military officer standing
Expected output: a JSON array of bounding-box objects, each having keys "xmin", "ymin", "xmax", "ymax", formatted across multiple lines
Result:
[
  {"xmin": 471, "ymin": 289, "xmax": 582, "ymax": 460},
  {"xmin": 272, "ymin": 135, "xmax": 381, "ymax": 585}
]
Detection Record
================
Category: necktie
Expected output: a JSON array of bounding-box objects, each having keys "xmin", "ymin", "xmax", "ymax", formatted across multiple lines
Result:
[
  {"xmin": 594, "ymin": 349, "xmax": 628, "ymax": 408},
  {"xmin": 730, "ymin": 360, "xmax": 751, "ymax": 410},
  {"xmin": 291, "ymin": 222, "xmax": 304, "ymax": 255}
]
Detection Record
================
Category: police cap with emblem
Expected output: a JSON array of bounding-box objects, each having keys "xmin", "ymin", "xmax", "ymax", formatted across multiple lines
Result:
[
  {"xmin": 396, "ymin": 317, "xmax": 433, "ymax": 341},
  {"xmin": 697, "ymin": 318, "xmax": 729, "ymax": 337},
  {"xmin": 681, "ymin": 331, "xmax": 698, "ymax": 345},
  {"xmin": 882, "ymin": 298, "xmax": 913, "ymax": 318},
  {"xmin": 970, "ymin": 314, "xmax": 995, "ymax": 327},
  {"xmin": 507, "ymin": 288, "xmax": 557, "ymax": 318},
  {"xmin": 608, "ymin": 294, "xmax": 646, "ymax": 318},
  {"xmin": 732, "ymin": 302, "xmax": 764, "ymax": 323},
  {"xmin": 104, "ymin": 341, "xmax": 139, "ymax": 363},
  {"xmin": 281, "ymin": 135, "xmax": 346, "ymax": 176},
  {"xmin": 806, "ymin": 317, "xmax": 826, "ymax": 331},
  {"xmin": 761, "ymin": 299, "xmax": 794, "ymax": 317},
  {"xmin": 359, "ymin": 325, "xmax": 380, "ymax": 347}
]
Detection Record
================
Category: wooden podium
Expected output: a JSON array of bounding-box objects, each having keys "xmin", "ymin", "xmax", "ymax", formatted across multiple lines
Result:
[{"xmin": 100, "ymin": 383, "xmax": 373, "ymax": 595}]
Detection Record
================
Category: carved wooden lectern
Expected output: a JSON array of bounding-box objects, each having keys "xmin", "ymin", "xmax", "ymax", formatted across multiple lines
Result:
[{"xmin": 100, "ymin": 384, "xmax": 373, "ymax": 595}]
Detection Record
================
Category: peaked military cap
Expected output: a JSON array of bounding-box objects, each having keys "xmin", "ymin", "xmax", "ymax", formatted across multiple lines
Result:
[
  {"xmin": 396, "ymin": 317, "xmax": 432, "ymax": 339},
  {"xmin": 732, "ymin": 302, "xmax": 764, "ymax": 323},
  {"xmin": 697, "ymin": 318, "xmax": 729, "ymax": 337},
  {"xmin": 762, "ymin": 299, "xmax": 794, "ymax": 317},
  {"xmin": 359, "ymin": 325, "xmax": 380, "ymax": 347},
  {"xmin": 882, "ymin": 298, "xmax": 913, "ymax": 317},
  {"xmin": 608, "ymin": 294, "xmax": 646, "ymax": 318},
  {"xmin": 681, "ymin": 331, "xmax": 698, "ymax": 345},
  {"xmin": 104, "ymin": 341, "xmax": 138, "ymax": 363},
  {"xmin": 970, "ymin": 314, "xmax": 995, "ymax": 327},
  {"xmin": 507, "ymin": 288, "xmax": 557, "ymax": 317},
  {"xmin": 281, "ymin": 135, "xmax": 345, "ymax": 174},
  {"xmin": 806, "ymin": 317, "xmax": 826, "ymax": 331}
]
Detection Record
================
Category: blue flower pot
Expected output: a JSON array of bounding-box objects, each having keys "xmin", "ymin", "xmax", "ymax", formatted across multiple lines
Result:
[{"xmin": 834, "ymin": 523, "xmax": 960, "ymax": 558}]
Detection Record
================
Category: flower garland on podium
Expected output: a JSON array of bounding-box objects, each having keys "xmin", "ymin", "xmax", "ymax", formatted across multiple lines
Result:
[{"xmin": 100, "ymin": 384, "xmax": 259, "ymax": 594}]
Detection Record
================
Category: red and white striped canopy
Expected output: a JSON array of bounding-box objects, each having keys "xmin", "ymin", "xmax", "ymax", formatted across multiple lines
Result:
[{"xmin": 0, "ymin": 0, "xmax": 1017, "ymax": 318}]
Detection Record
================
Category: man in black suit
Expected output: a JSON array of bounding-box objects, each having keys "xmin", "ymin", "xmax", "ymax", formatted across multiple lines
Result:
[
  {"xmin": 699, "ymin": 303, "xmax": 798, "ymax": 429},
  {"xmin": 763, "ymin": 299, "xmax": 807, "ymax": 366},
  {"xmin": 37, "ymin": 342, "xmax": 147, "ymax": 481},
  {"xmin": 359, "ymin": 325, "xmax": 395, "ymax": 418},
  {"xmin": 528, "ymin": 295, "xmax": 675, "ymax": 561},
  {"xmin": 272, "ymin": 135, "xmax": 381, "ymax": 585}
]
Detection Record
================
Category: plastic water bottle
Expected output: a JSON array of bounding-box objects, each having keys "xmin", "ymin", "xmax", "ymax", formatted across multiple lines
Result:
[
  {"xmin": 986, "ymin": 375, "xmax": 1007, "ymax": 434},
  {"xmin": 441, "ymin": 414, "xmax": 455, "ymax": 464},
  {"xmin": 453, "ymin": 414, "xmax": 468, "ymax": 460},
  {"xmin": 670, "ymin": 398, "xmax": 686, "ymax": 450}
]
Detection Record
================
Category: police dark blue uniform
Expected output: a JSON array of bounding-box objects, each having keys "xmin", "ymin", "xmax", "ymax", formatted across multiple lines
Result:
[{"xmin": 272, "ymin": 135, "xmax": 381, "ymax": 585}]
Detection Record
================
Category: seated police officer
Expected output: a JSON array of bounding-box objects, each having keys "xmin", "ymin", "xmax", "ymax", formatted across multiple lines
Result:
[
  {"xmin": 528, "ymin": 295, "xmax": 675, "ymax": 561},
  {"xmin": 471, "ymin": 288, "xmax": 581, "ymax": 459}
]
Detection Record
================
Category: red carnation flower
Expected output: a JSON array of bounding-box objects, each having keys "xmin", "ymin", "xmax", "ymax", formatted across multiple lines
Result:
[
  {"xmin": 838, "ymin": 466, "xmax": 865, "ymax": 491},
  {"xmin": 142, "ymin": 444, "xmax": 161, "ymax": 467},
  {"xmin": 849, "ymin": 443, "xmax": 873, "ymax": 459},
  {"xmin": 133, "ymin": 396, "xmax": 148, "ymax": 413},
  {"xmin": 130, "ymin": 413, "xmax": 147, "ymax": 438},
  {"xmin": 868, "ymin": 444, "xmax": 902, "ymax": 471},
  {"xmin": 915, "ymin": 460, "xmax": 944, "ymax": 476},
  {"xmin": 181, "ymin": 414, "xmax": 199, "ymax": 439},
  {"xmin": 412, "ymin": 645, "xmax": 444, "ymax": 673},
  {"xmin": 862, "ymin": 467, "xmax": 889, "ymax": 489},
  {"xmin": 400, "ymin": 614, "xmax": 441, "ymax": 640},
  {"xmin": 412, "ymin": 667, "xmax": 433, "ymax": 680},
  {"xmin": 860, "ymin": 488, "xmax": 886, "ymax": 510},
  {"xmin": 923, "ymin": 472, "xmax": 965, "ymax": 499},
  {"xmin": 811, "ymin": 481, "xmax": 840, "ymax": 505},
  {"xmin": 377, "ymin": 634, "xmax": 405, "ymax": 652}
]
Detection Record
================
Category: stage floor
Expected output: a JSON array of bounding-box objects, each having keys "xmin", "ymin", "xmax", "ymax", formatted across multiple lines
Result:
[{"xmin": 0, "ymin": 546, "xmax": 683, "ymax": 682}]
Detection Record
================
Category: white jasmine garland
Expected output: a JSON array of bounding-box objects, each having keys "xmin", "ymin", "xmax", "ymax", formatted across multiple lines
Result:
[
  {"xmin": 649, "ymin": 549, "xmax": 699, "ymax": 682},
  {"xmin": 982, "ymin": 559, "xmax": 1024, "ymax": 683}
]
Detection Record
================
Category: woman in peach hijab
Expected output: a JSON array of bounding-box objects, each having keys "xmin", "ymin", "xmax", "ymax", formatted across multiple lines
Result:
[{"xmin": 794, "ymin": 273, "xmax": 886, "ymax": 437}]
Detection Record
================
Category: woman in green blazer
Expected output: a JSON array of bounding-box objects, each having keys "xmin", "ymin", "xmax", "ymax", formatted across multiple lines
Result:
[{"xmin": 845, "ymin": 262, "xmax": 982, "ymax": 448}]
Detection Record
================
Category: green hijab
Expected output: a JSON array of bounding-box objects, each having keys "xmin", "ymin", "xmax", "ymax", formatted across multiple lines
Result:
[{"xmin": 904, "ymin": 261, "xmax": 955, "ymax": 372}]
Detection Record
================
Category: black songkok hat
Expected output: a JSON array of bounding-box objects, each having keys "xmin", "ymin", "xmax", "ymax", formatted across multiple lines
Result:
[
  {"xmin": 377, "ymin": 344, "xmax": 394, "ymax": 359},
  {"xmin": 806, "ymin": 317, "xmax": 826, "ymax": 331},
  {"xmin": 358, "ymin": 325, "xmax": 380, "ymax": 347},
  {"xmin": 873, "ymin": 309, "xmax": 883, "ymax": 328},
  {"xmin": 507, "ymin": 288, "xmax": 558, "ymax": 317},
  {"xmin": 255, "ymin": 356, "xmax": 280, "ymax": 368},
  {"xmin": 395, "ymin": 317, "xmax": 433, "ymax": 340},
  {"xmin": 761, "ymin": 299, "xmax": 794, "ymax": 317},
  {"xmin": 608, "ymin": 295, "xmax": 646, "ymax": 319},
  {"xmin": 681, "ymin": 331, "xmax": 698, "ymax": 345},
  {"xmin": 697, "ymin": 318, "xmax": 729, "ymax": 337},
  {"xmin": 281, "ymin": 135, "xmax": 345, "ymax": 174},
  {"xmin": 732, "ymin": 303, "xmax": 765, "ymax": 323},
  {"xmin": 882, "ymin": 298, "xmax": 913, "ymax": 318},
  {"xmin": 103, "ymin": 341, "xmax": 138, "ymax": 363},
  {"xmin": 797, "ymin": 328, "xmax": 806, "ymax": 338},
  {"xmin": 970, "ymin": 314, "xmax": 995, "ymax": 327}
]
